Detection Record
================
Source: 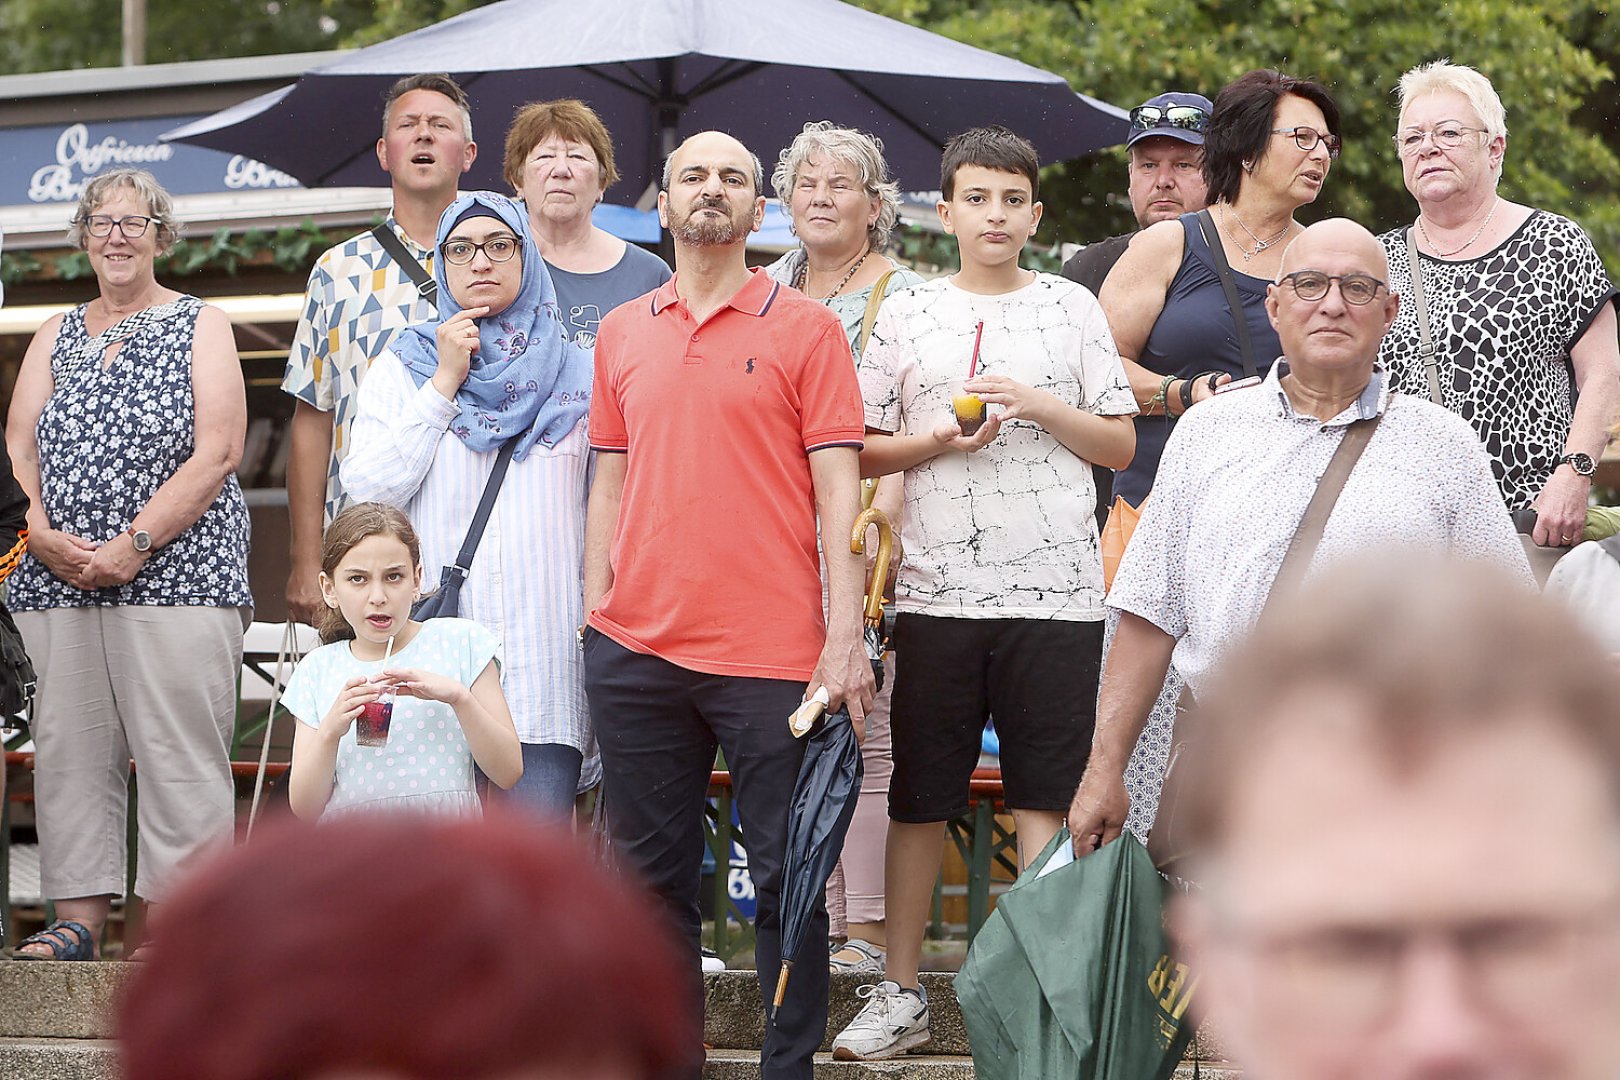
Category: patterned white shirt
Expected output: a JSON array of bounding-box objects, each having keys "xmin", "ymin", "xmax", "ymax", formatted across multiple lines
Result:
[
  {"xmin": 340, "ymin": 353, "xmax": 596, "ymax": 787},
  {"xmin": 859, "ymin": 273, "xmax": 1137, "ymax": 620},
  {"xmin": 1109, "ymin": 361, "xmax": 1533, "ymax": 698},
  {"xmin": 282, "ymin": 216, "xmax": 436, "ymax": 521}
]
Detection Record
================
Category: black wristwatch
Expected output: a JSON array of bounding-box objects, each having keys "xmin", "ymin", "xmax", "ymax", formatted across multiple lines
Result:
[{"xmin": 1558, "ymin": 452, "xmax": 1597, "ymax": 478}]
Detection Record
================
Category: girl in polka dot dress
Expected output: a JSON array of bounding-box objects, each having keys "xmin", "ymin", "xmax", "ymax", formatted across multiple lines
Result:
[{"xmin": 284, "ymin": 503, "xmax": 522, "ymax": 820}]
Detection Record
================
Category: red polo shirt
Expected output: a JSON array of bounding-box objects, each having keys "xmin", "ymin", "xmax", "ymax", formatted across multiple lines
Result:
[{"xmin": 589, "ymin": 268, "xmax": 864, "ymax": 680}]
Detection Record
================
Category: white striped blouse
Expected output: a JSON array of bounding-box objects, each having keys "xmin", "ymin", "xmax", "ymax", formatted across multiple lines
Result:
[{"xmin": 340, "ymin": 352, "xmax": 596, "ymax": 788}]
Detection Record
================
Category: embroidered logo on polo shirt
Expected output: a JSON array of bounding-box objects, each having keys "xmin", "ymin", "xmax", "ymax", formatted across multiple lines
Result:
[{"xmin": 746, "ymin": 358, "xmax": 755, "ymax": 374}]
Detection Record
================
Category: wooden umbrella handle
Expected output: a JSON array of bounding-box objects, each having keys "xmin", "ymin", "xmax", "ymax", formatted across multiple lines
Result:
[{"xmin": 850, "ymin": 506, "xmax": 894, "ymax": 628}]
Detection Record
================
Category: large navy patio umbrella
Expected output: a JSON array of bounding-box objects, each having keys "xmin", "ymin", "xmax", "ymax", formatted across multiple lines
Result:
[{"xmin": 162, "ymin": 0, "xmax": 1128, "ymax": 202}]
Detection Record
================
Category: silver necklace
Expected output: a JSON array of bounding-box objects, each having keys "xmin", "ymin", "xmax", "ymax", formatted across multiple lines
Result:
[
  {"xmin": 1223, "ymin": 205, "xmax": 1292, "ymax": 263},
  {"xmin": 1418, "ymin": 199, "xmax": 1497, "ymax": 258},
  {"xmin": 796, "ymin": 250, "xmax": 868, "ymax": 300}
]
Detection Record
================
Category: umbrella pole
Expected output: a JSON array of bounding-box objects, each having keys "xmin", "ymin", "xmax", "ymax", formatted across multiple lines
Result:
[{"xmin": 771, "ymin": 959, "xmax": 793, "ymax": 1019}]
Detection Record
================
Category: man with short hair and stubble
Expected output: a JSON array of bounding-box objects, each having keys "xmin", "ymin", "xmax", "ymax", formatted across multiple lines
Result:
[
  {"xmin": 1067, "ymin": 218, "xmax": 1533, "ymax": 857},
  {"xmin": 583, "ymin": 130, "xmax": 875, "ymax": 1080},
  {"xmin": 1172, "ymin": 556, "xmax": 1620, "ymax": 1080},
  {"xmin": 282, "ymin": 74, "xmax": 477, "ymax": 623},
  {"xmin": 1061, "ymin": 91, "xmax": 1213, "ymax": 297},
  {"xmin": 1063, "ymin": 91, "xmax": 1210, "ymax": 523}
]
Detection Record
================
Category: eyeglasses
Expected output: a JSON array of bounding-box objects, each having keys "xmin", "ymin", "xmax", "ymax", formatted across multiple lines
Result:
[
  {"xmin": 1281, "ymin": 271, "xmax": 1387, "ymax": 305},
  {"xmin": 79, "ymin": 214, "xmax": 155, "ymax": 239},
  {"xmin": 1221, "ymin": 907, "xmax": 1620, "ymax": 1030},
  {"xmin": 441, "ymin": 236, "xmax": 520, "ymax": 266},
  {"xmin": 1272, "ymin": 127, "xmax": 1342, "ymax": 159},
  {"xmin": 1129, "ymin": 104, "xmax": 1209, "ymax": 134},
  {"xmin": 1392, "ymin": 125, "xmax": 1487, "ymax": 157}
]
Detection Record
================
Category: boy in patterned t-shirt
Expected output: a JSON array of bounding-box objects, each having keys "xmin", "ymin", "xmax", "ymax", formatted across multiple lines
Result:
[{"xmin": 833, "ymin": 126, "xmax": 1138, "ymax": 1062}]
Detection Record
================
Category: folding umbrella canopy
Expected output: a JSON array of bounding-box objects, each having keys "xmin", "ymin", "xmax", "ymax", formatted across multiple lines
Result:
[{"xmin": 162, "ymin": 0, "xmax": 1129, "ymax": 201}]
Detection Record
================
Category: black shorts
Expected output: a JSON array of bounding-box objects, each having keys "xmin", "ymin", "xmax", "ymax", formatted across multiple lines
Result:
[{"xmin": 888, "ymin": 613, "xmax": 1103, "ymax": 822}]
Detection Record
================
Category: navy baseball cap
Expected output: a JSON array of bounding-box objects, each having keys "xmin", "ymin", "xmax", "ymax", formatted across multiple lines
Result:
[{"xmin": 1126, "ymin": 92, "xmax": 1214, "ymax": 149}]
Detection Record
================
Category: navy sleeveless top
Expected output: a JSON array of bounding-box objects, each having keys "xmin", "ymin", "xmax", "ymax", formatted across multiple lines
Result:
[
  {"xmin": 1112, "ymin": 213, "xmax": 1282, "ymax": 507},
  {"xmin": 9, "ymin": 296, "xmax": 252, "ymax": 612}
]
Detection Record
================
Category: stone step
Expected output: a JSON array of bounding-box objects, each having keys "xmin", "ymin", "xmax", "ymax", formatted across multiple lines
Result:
[
  {"xmin": 0, "ymin": 962, "xmax": 129, "ymax": 1039},
  {"xmin": 0, "ymin": 1037, "xmax": 118, "ymax": 1080},
  {"xmin": 705, "ymin": 1049, "xmax": 974, "ymax": 1078},
  {"xmin": 706, "ymin": 970, "xmax": 968, "ymax": 1056}
]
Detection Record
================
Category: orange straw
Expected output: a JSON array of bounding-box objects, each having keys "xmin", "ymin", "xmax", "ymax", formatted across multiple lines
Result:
[{"xmin": 967, "ymin": 320, "xmax": 985, "ymax": 378}]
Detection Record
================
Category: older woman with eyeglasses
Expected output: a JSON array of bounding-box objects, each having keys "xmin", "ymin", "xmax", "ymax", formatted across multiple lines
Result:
[
  {"xmin": 1377, "ymin": 61, "xmax": 1619, "ymax": 580},
  {"xmin": 764, "ymin": 122, "xmax": 922, "ymax": 976},
  {"xmin": 5, "ymin": 167, "xmax": 251, "ymax": 959},
  {"xmin": 1094, "ymin": 70, "xmax": 1340, "ymax": 838}
]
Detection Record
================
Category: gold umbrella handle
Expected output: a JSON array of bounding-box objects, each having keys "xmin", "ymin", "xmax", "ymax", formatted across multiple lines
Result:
[
  {"xmin": 861, "ymin": 476, "xmax": 879, "ymax": 511},
  {"xmin": 850, "ymin": 506, "xmax": 894, "ymax": 628}
]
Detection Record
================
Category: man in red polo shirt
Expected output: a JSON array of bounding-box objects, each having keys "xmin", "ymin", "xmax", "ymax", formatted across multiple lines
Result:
[{"xmin": 583, "ymin": 129, "xmax": 874, "ymax": 1080}]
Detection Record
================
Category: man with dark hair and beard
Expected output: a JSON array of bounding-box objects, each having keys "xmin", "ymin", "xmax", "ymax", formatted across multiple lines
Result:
[{"xmin": 583, "ymin": 130, "xmax": 875, "ymax": 1080}]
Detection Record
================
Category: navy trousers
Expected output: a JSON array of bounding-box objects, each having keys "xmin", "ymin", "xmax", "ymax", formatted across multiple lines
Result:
[{"xmin": 584, "ymin": 629, "xmax": 828, "ymax": 1080}]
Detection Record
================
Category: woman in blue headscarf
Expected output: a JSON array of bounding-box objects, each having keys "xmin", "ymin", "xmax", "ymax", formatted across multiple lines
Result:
[{"xmin": 342, "ymin": 191, "xmax": 595, "ymax": 821}]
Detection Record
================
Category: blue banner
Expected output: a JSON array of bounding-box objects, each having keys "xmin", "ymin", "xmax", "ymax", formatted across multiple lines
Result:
[{"xmin": 0, "ymin": 115, "xmax": 301, "ymax": 207}]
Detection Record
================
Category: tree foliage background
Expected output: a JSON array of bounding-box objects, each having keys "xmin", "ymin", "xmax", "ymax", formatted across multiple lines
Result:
[{"xmin": 4, "ymin": 0, "xmax": 1618, "ymax": 272}]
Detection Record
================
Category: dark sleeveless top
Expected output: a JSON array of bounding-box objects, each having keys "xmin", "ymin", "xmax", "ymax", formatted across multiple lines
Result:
[
  {"xmin": 9, "ymin": 296, "xmax": 252, "ymax": 612},
  {"xmin": 1113, "ymin": 213, "xmax": 1283, "ymax": 507}
]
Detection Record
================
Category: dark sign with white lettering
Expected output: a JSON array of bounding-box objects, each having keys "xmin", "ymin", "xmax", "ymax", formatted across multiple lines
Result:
[{"xmin": 2, "ymin": 116, "xmax": 300, "ymax": 207}]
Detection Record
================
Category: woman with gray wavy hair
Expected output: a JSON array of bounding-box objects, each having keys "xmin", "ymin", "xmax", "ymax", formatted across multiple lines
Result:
[
  {"xmin": 766, "ymin": 122, "xmax": 921, "ymax": 977},
  {"xmin": 767, "ymin": 121, "xmax": 922, "ymax": 358},
  {"xmin": 6, "ymin": 166, "xmax": 250, "ymax": 959}
]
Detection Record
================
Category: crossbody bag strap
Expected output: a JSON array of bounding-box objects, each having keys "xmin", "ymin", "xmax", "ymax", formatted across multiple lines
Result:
[
  {"xmin": 1404, "ymin": 227, "xmax": 1444, "ymax": 406},
  {"xmin": 1266, "ymin": 416, "xmax": 1382, "ymax": 605},
  {"xmin": 442, "ymin": 439, "xmax": 518, "ymax": 587},
  {"xmin": 858, "ymin": 269, "xmax": 898, "ymax": 358},
  {"xmin": 1195, "ymin": 209, "xmax": 1258, "ymax": 379},
  {"xmin": 371, "ymin": 223, "xmax": 438, "ymax": 305}
]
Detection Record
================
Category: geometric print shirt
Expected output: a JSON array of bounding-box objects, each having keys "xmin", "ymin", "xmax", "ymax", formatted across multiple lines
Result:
[
  {"xmin": 1108, "ymin": 361, "xmax": 1533, "ymax": 699},
  {"xmin": 281, "ymin": 215, "xmax": 436, "ymax": 522}
]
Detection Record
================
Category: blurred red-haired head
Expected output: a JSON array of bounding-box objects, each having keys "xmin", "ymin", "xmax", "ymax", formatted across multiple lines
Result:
[{"xmin": 119, "ymin": 815, "xmax": 696, "ymax": 1080}]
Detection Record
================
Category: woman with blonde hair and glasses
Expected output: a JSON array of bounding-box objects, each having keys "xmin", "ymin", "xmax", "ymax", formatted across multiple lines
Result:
[
  {"xmin": 1377, "ymin": 60, "xmax": 1620, "ymax": 580},
  {"xmin": 6, "ymin": 167, "xmax": 251, "ymax": 959},
  {"xmin": 766, "ymin": 121, "xmax": 923, "ymax": 976}
]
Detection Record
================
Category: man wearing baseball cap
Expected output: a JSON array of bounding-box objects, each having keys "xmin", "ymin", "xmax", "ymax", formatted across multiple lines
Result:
[
  {"xmin": 1063, "ymin": 91, "xmax": 1211, "ymax": 525},
  {"xmin": 1062, "ymin": 91, "xmax": 1212, "ymax": 296}
]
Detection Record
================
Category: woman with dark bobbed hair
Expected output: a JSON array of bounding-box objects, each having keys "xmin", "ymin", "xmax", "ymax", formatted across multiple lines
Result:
[{"xmin": 1095, "ymin": 69, "xmax": 1342, "ymax": 835}]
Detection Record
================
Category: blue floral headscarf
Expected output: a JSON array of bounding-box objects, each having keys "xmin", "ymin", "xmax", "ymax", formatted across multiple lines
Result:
[{"xmin": 391, "ymin": 191, "xmax": 591, "ymax": 460}]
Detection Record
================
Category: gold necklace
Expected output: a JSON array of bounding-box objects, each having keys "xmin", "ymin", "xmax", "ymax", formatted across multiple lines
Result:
[
  {"xmin": 1222, "ymin": 205, "xmax": 1292, "ymax": 262},
  {"xmin": 1418, "ymin": 199, "xmax": 1497, "ymax": 258},
  {"xmin": 796, "ymin": 250, "xmax": 868, "ymax": 300}
]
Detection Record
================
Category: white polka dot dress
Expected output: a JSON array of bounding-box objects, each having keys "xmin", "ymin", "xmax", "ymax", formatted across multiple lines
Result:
[{"xmin": 282, "ymin": 618, "xmax": 501, "ymax": 819}]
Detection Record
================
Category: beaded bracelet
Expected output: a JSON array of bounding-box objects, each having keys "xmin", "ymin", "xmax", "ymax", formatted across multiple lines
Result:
[{"xmin": 1147, "ymin": 373, "xmax": 1176, "ymax": 416}]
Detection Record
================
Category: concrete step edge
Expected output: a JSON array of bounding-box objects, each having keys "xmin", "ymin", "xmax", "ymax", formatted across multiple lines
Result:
[{"xmin": 705, "ymin": 1048, "xmax": 974, "ymax": 1078}]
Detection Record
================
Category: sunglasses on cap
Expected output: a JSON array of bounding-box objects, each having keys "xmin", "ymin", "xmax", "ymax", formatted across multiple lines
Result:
[{"xmin": 1128, "ymin": 104, "xmax": 1209, "ymax": 133}]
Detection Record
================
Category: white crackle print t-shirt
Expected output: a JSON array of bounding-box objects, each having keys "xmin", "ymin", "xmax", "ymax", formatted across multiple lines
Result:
[{"xmin": 859, "ymin": 273, "xmax": 1137, "ymax": 621}]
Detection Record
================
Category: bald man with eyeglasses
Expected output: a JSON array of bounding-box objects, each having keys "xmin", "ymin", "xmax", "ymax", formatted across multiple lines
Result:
[{"xmin": 1066, "ymin": 218, "xmax": 1531, "ymax": 860}]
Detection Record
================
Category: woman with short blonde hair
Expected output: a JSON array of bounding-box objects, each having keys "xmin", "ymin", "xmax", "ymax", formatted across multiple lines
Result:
[{"xmin": 1377, "ymin": 60, "xmax": 1619, "ymax": 577}]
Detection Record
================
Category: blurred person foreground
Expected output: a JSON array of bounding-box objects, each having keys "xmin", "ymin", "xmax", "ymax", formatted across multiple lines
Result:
[
  {"xmin": 118, "ymin": 815, "xmax": 696, "ymax": 1080},
  {"xmin": 1173, "ymin": 553, "xmax": 1620, "ymax": 1080}
]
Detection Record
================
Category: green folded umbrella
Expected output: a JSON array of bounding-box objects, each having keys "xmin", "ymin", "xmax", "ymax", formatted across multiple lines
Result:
[{"xmin": 957, "ymin": 830, "xmax": 1197, "ymax": 1080}]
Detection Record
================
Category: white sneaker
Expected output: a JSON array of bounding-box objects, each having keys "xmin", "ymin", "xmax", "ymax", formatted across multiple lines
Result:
[
  {"xmin": 701, "ymin": 947, "xmax": 726, "ymax": 973},
  {"xmin": 831, "ymin": 980, "xmax": 930, "ymax": 1060}
]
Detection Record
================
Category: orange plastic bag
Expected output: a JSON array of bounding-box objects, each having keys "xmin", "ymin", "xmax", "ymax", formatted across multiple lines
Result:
[{"xmin": 1100, "ymin": 495, "xmax": 1143, "ymax": 592}]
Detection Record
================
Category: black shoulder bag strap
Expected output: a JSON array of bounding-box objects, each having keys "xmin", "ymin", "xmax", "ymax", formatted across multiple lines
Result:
[
  {"xmin": 371, "ymin": 223, "xmax": 438, "ymax": 306},
  {"xmin": 1403, "ymin": 227, "xmax": 1445, "ymax": 406},
  {"xmin": 447, "ymin": 439, "xmax": 517, "ymax": 584},
  {"xmin": 1195, "ymin": 209, "xmax": 1259, "ymax": 379}
]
